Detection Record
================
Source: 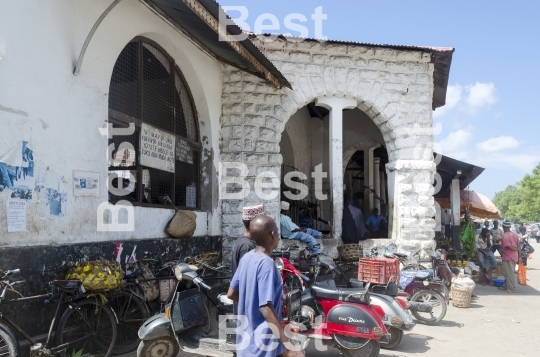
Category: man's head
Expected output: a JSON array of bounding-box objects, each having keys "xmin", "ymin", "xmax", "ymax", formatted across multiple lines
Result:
[
  {"xmin": 484, "ymin": 220, "xmax": 490, "ymax": 227},
  {"xmin": 306, "ymin": 207, "xmax": 313, "ymax": 217},
  {"xmin": 502, "ymin": 220, "xmax": 512, "ymax": 232},
  {"xmin": 251, "ymin": 216, "xmax": 280, "ymax": 251},
  {"xmin": 493, "ymin": 220, "xmax": 499, "ymax": 228},
  {"xmin": 280, "ymin": 201, "xmax": 290, "ymax": 215},
  {"xmin": 242, "ymin": 204, "xmax": 266, "ymax": 230},
  {"xmin": 481, "ymin": 228, "xmax": 490, "ymax": 238},
  {"xmin": 373, "ymin": 208, "xmax": 379, "ymax": 216}
]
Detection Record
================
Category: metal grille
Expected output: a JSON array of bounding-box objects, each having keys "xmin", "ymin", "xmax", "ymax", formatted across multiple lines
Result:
[
  {"xmin": 143, "ymin": 167, "xmax": 174, "ymax": 205},
  {"xmin": 108, "ymin": 124, "xmax": 139, "ymax": 203},
  {"xmin": 175, "ymin": 72, "xmax": 197, "ymax": 140},
  {"xmin": 175, "ymin": 151, "xmax": 200, "ymax": 208},
  {"xmin": 108, "ymin": 38, "xmax": 200, "ymax": 209},
  {"xmin": 142, "ymin": 43, "xmax": 173, "ymax": 132},
  {"xmin": 109, "ymin": 42, "xmax": 139, "ymax": 119}
]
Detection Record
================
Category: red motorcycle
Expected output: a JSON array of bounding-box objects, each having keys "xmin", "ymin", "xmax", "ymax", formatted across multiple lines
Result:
[{"xmin": 276, "ymin": 255, "xmax": 390, "ymax": 357}]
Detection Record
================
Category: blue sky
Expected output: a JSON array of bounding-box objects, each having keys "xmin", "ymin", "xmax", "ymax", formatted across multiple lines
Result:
[{"xmin": 219, "ymin": 0, "xmax": 540, "ymax": 199}]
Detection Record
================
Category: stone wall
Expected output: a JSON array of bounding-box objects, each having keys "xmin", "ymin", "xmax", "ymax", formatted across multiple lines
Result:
[{"xmin": 219, "ymin": 38, "xmax": 437, "ymax": 259}]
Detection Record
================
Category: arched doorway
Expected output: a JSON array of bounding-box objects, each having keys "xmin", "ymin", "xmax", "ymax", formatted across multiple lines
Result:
[{"xmin": 279, "ymin": 103, "xmax": 391, "ymax": 238}]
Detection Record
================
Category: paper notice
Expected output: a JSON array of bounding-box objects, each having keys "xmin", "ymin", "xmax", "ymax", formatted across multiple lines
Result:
[{"xmin": 6, "ymin": 200, "xmax": 27, "ymax": 232}]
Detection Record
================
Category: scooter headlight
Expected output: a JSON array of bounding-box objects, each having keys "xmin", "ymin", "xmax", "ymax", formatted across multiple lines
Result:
[{"xmin": 174, "ymin": 265, "xmax": 183, "ymax": 281}]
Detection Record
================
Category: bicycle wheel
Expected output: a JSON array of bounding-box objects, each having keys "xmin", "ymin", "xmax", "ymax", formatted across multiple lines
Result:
[
  {"xmin": 108, "ymin": 290, "xmax": 150, "ymax": 355},
  {"xmin": 0, "ymin": 323, "xmax": 19, "ymax": 357},
  {"xmin": 56, "ymin": 298, "xmax": 117, "ymax": 357}
]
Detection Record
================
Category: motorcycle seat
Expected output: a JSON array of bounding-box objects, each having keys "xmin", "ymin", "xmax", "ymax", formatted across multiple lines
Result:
[{"xmin": 311, "ymin": 283, "xmax": 370, "ymax": 305}]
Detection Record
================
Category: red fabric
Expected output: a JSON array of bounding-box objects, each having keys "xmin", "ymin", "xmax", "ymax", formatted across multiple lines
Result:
[{"xmin": 502, "ymin": 231, "xmax": 519, "ymax": 262}]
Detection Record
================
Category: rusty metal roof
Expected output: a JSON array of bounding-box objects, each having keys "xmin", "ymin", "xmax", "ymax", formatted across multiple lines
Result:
[{"xmin": 143, "ymin": 0, "xmax": 291, "ymax": 88}]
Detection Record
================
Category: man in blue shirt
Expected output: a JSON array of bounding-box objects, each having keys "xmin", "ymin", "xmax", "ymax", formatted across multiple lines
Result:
[
  {"xmin": 366, "ymin": 208, "xmax": 387, "ymax": 238},
  {"xmin": 228, "ymin": 216, "xmax": 304, "ymax": 357},
  {"xmin": 280, "ymin": 201, "xmax": 321, "ymax": 255}
]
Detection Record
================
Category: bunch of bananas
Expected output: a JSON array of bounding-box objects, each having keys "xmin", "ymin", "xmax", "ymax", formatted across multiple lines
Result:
[
  {"xmin": 436, "ymin": 238, "xmax": 453, "ymax": 246},
  {"xmin": 66, "ymin": 261, "xmax": 124, "ymax": 291}
]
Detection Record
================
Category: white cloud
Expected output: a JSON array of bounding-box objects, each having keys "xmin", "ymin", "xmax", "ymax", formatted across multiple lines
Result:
[
  {"xmin": 433, "ymin": 84, "xmax": 462, "ymax": 118},
  {"xmin": 466, "ymin": 82, "xmax": 497, "ymax": 109},
  {"xmin": 476, "ymin": 136, "xmax": 519, "ymax": 153},
  {"xmin": 433, "ymin": 82, "xmax": 498, "ymax": 117},
  {"xmin": 439, "ymin": 129, "xmax": 473, "ymax": 155},
  {"xmin": 470, "ymin": 152, "xmax": 540, "ymax": 172}
]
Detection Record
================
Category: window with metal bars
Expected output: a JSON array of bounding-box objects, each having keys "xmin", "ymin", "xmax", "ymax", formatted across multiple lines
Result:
[{"xmin": 108, "ymin": 37, "xmax": 201, "ymax": 209}]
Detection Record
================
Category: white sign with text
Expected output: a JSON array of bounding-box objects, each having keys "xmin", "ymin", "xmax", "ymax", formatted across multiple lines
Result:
[
  {"xmin": 140, "ymin": 123, "xmax": 175, "ymax": 173},
  {"xmin": 6, "ymin": 199, "xmax": 27, "ymax": 232}
]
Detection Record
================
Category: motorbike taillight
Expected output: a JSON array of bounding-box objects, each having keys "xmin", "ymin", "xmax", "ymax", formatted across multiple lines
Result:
[
  {"xmin": 372, "ymin": 304, "xmax": 385, "ymax": 318},
  {"xmin": 395, "ymin": 297, "xmax": 410, "ymax": 310}
]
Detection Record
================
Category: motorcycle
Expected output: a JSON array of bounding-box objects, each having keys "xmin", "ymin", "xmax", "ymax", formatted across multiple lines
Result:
[
  {"xmin": 397, "ymin": 249, "xmax": 451, "ymax": 325},
  {"xmin": 278, "ymin": 255, "xmax": 390, "ymax": 357},
  {"xmin": 137, "ymin": 263, "xmax": 233, "ymax": 357}
]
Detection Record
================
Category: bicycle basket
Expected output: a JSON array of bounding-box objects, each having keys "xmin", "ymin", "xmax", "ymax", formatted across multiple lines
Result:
[{"xmin": 66, "ymin": 261, "xmax": 124, "ymax": 291}]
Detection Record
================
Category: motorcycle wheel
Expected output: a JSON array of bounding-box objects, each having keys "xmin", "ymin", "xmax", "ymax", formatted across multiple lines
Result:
[
  {"xmin": 342, "ymin": 340, "xmax": 380, "ymax": 357},
  {"xmin": 380, "ymin": 327, "xmax": 403, "ymax": 350},
  {"xmin": 409, "ymin": 290, "xmax": 447, "ymax": 325},
  {"xmin": 137, "ymin": 337, "xmax": 179, "ymax": 357}
]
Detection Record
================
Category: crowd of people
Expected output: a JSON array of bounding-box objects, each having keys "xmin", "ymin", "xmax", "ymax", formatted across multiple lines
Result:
[{"xmin": 475, "ymin": 219, "xmax": 535, "ymax": 293}]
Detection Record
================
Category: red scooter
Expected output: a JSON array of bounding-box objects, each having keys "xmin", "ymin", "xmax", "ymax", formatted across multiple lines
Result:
[{"xmin": 276, "ymin": 255, "xmax": 390, "ymax": 357}]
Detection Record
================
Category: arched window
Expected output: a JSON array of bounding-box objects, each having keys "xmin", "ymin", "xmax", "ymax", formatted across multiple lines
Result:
[{"xmin": 108, "ymin": 37, "xmax": 200, "ymax": 208}]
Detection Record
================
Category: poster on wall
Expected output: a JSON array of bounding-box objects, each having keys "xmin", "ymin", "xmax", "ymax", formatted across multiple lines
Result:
[
  {"xmin": 73, "ymin": 171, "xmax": 99, "ymax": 197},
  {"xmin": 6, "ymin": 199, "xmax": 27, "ymax": 232},
  {"xmin": 0, "ymin": 141, "xmax": 35, "ymax": 200},
  {"xmin": 36, "ymin": 170, "xmax": 68, "ymax": 219},
  {"xmin": 140, "ymin": 123, "xmax": 175, "ymax": 173},
  {"xmin": 176, "ymin": 138, "xmax": 193, "ymax": 164}
]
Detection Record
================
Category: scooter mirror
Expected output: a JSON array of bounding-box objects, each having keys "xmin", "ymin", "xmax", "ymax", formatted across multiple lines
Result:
[{"xmin": 386, "ymin": 244, "xmax": 396, "ymax": 253}]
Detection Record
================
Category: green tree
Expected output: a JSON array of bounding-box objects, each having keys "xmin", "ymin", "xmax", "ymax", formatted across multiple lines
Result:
[{"xmin": 493, "ymin": 163, "xmax": 540, "ymax": 222}]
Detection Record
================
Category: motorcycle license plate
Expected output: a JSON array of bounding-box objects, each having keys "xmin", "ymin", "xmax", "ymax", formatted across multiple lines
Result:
[{"xmin": 356, "ymin": 327, "xmax": 370, "ymax": 334}]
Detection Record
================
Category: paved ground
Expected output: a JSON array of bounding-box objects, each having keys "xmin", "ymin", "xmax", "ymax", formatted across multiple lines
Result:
[
  {"xmin": 129, "ymin": 240, "xmax": 540, "ymax": 357},
  {"xmin": 307, "ymin": 239, "xmax": 540, "ymax": 357}
]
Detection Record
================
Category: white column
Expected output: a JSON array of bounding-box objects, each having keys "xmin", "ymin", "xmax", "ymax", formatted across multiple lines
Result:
[
  {"xmin": 366, "ymin": 146, "xmax": 378, "ymax": 212},
  {"xmin": 316, "ymin": 97, "xmax": 357, "ymax": 238},
  {"xmin": 450, "ymin": 178, "xmax": 461, "ymax": 249},
  {"xmin": 380, "ymin": 171, "xmax": 386, "ymax": 213},
  {"xmin": 373, "ymin": 157, "xmax": 381, "ymax": 212}
]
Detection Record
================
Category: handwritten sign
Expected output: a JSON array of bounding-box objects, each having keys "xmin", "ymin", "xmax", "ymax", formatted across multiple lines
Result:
[
  {"xmin": 140, "ymin": 123, "xmax": 175, "ymax": 173},
  {"xmin": 176, "ymin": 138, "xmax": 193, "ymax": 164},
  {"xmin": 6, "ymin": 200, "xmax": 27, "ymax": 232}
]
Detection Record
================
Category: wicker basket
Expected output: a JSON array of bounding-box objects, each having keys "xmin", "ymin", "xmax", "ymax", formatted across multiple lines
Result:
[
  {"xmin": 185, "ymin": 251, "xmax": 220, "ymax": 269},
  {"xmin": 338, "ymin": 244, "xmax": 363, "ymax": 262},
  {"xmin": 451, "ymin": 286, "xmax": 472, "ymax": 308}
]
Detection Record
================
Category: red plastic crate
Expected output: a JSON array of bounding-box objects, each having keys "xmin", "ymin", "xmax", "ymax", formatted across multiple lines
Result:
[{"xmin": 357, "ymin": 258, "xmax": 400, "ymax": 284}]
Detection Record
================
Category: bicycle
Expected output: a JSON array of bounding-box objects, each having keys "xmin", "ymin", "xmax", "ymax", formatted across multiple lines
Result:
[{"xmin": 0, "ymin": 268, "xmax": 117, "ymax": 357}]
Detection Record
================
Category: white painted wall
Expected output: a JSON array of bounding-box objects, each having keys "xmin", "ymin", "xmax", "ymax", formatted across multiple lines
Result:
[{"xmin": 0, "ymin": 0, "xmax": 222, "ymax": 246}]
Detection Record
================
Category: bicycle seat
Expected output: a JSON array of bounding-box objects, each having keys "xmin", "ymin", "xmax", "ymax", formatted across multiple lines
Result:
[
  {"xmin": 393, "ymin": 253, "xmax": 408, "ymax": 259},
  {"xmin": 125, "ymin": 268, "xmax": 143, "ymax": 280},
  {"xmin": 53, "ymin": 280, "xmax": 82, "ymax": 293},
  {"xmin": 311, "ymin": 283, "xmax": 370, "ymax": 305}
]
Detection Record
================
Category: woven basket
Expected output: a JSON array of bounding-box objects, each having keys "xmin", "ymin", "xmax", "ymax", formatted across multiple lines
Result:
[
  {"xmin": 451, "ymin": 286, "xmax": 472, "ymax": 308},
  {"xmin": 338, "ymin": 244, "xmax": 363, "ymax": 262},
  {"xmin": 165, "ymin": 206, "xmax": 197, "ymax": 239}
]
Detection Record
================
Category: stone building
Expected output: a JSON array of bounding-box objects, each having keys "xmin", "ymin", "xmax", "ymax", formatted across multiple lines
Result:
[
  {"xmin": 0, "ymin": 0, "xmax": 453, "ymax": 340},
  {"xmin": 220, "ymin": 36, "xmax": 454, "ymax": 259}
]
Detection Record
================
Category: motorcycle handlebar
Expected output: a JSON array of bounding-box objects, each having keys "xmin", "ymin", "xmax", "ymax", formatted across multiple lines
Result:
[{"xmin": 194, "ymin": 277, "xmax": 211, "ymax": 291}]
